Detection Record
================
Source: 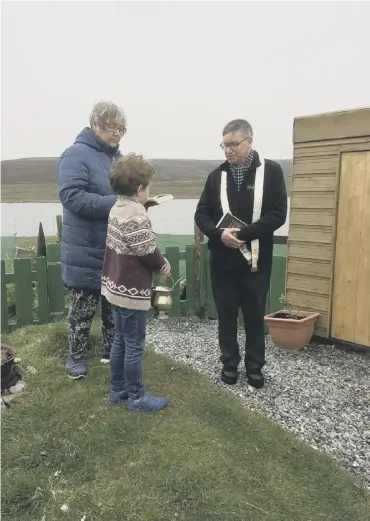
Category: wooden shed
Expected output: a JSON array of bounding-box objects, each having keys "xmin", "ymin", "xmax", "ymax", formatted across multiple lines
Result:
[{"xmin": 286, "ymin": 107, "xmax": 370, "ymax": 349}]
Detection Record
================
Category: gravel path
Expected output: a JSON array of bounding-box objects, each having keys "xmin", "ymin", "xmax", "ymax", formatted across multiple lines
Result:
[{"xmin": 147, "ymin": 317, "xmax": 370, "ymax": 490}]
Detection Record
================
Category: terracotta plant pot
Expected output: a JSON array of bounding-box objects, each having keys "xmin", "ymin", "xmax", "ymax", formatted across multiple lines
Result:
[{"xmin": 264, "ymin": 310, "xmax": 320, "ymax": 350}]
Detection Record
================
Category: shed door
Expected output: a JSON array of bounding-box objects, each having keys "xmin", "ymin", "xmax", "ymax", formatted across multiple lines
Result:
[{"xmin": 331, "ymin": 151, "xmax": 370, "ymax": 347}]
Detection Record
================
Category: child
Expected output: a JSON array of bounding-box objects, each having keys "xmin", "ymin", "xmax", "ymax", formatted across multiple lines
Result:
[{"xmin": 101, "ymin": 154, "xmax": 171, "ymax": 412}]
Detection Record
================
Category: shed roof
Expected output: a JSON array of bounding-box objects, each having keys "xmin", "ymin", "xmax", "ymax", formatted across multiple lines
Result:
[{"xmin": 293, "ymin": 107, "xmax": 370, "ymax": 144}]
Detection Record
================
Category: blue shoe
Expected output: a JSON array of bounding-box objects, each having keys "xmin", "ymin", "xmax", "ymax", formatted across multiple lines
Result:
[
  {"xmin": 108, "ymin": 389, "xmax": 129, "ymax": 405},
  {"xmin": 66, "ymin": 357, "xmax": 87, "ymax": 380},
  {"xmin": 128, "ymin": 392, "xmax": 168, "ymax": 412}
]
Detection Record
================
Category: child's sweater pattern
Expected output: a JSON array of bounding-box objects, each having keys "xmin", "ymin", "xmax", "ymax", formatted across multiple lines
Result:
[{"xmin": 101, "ymin": 196, "xmax": 168, "ymax": 310}]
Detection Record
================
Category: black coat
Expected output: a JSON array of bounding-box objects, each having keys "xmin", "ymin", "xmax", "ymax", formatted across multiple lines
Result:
[{"xmin": 194, "ymin": 151, "xmax": 287, "ymax": 274}]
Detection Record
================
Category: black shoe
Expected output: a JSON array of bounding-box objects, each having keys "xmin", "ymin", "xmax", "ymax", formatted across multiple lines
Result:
[
  {"xmin": 246, "ymin": 368, "xmax": 264, "ymax": 389},
  {"xmin": 221, "ymin": 369, "xmax": 238, "ymax": 385}
]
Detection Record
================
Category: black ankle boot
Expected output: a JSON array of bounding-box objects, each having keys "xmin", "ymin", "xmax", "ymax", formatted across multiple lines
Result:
[
  {"xmin": 221, "ymin": 369, "xmax": 238, "ymax": 385},
  {"xmin": 246, "ymin": 368, "xmax": 264, "ymax": 389}
]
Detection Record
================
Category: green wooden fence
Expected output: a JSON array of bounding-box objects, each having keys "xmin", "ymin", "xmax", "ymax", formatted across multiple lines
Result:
[
  {"xmin": 1, "ymin": 244, "xmax": 67, "ymax": 333},
  {"xmin": 0, "ymin": 241, "xmax": 287, "ymax": 333}
]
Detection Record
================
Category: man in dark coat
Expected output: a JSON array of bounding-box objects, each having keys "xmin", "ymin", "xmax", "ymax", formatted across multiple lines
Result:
[
  {"xmin": 58, "ymin": 102, "xmax": 125, "ymax": 379},
  {"xmin": 195, "ymin": 119, "xmax": 287, "ymax": 388}
]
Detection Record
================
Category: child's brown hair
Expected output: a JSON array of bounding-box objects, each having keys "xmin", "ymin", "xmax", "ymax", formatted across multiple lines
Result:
[{"xmin": 110, "ymin": 153, "xmax": 155, "ymax": 196}]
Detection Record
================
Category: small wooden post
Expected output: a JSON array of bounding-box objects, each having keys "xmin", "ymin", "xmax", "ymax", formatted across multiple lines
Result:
[
  {"xmin": 185, "ymin": 245, "xmax": 196, "ymax": 316},
  {"xmin": 37, "ymin": 222, "xmax": 47, "ymax": 258},
  {"xmin": 56, "ymin": 215, "xmax": 62, "ymax": 243},
  {"xmin": 194, "ymin": 223, "xmax": 204, "ymax": 317},
  {"xmin": 165, "ymin": 246, "xmax": 181, "ymax": 317},
  {"xmin": 47, "ymin": 262, "xmax": 66, "ymax": 321},
  {"xmin": 36, "ymin": 257, "xmax": 49, "ymax": 324},
  {"xmin": 14, "ymin": 258, "xmax": 34, "ymax": 326},
  {"xmin": 1, "ymin": 261, "xmax": 9, "ymax": 333}
]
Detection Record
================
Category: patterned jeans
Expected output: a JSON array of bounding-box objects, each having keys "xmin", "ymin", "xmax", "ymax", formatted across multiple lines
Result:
[{"xmin": 67, "ymin": 288, "xmax": 115, "ymax": 361}]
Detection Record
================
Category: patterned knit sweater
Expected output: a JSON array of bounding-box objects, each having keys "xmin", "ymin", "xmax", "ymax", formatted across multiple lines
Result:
[{"xmin": 101, "ymin": 196, "xmax": 170, "ymax": 310}]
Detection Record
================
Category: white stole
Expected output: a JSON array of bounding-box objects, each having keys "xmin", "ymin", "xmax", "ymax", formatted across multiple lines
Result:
[{"xmin": 220, "ymin": 159, "xmax": 265, "ymax": 271}]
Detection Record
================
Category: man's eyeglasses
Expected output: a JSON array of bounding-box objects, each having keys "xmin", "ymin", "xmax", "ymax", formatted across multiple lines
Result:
[{"xmin": 220, "ymin": 136, "xmax": 250, "ymax": 152}]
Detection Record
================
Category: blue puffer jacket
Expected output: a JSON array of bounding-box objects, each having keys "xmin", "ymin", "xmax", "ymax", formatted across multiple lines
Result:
[{"xmin": 58, "ymin": 128, "xmax": 122, "ymax": 290}]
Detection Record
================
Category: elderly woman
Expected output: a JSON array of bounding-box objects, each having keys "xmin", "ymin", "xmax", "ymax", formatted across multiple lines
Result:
[{"xmin": 58, "ymin": 102, "xmax": 126, "ymax": 379}]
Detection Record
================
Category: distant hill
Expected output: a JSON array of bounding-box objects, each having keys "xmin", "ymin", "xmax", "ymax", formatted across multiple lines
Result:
[{"xmin": 1, "ymin": 157, "xmax": 292, "ymax": 194}]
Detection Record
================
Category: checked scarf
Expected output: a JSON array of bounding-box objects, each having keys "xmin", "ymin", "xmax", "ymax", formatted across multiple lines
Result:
[{"xmin": 229, "ymin": 150, "xmax": 255, "ymax": 191}]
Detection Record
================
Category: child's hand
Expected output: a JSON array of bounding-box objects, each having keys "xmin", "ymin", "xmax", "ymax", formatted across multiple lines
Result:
[{"xmin": 159, "ymin": 258, "xmax": 171, "ymax": 280}]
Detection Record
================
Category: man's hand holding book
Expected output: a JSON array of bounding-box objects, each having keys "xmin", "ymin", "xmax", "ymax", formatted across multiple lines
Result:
[
  {"xmin": 221, "ymin": 228, "xmax": 244, "ymax": 249},
  {"xmin": 217, "ymin": 212, "xmax": 247, "ymax": 249}
]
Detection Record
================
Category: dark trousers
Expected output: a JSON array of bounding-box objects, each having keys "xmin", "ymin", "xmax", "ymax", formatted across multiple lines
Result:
[
  {"xmin": 210, "ymin": 266, "xmax": 269, "ymax": 371},
  {"xmin": 68, "ymin": 288, "xmax": 115, "ymax": 360}
]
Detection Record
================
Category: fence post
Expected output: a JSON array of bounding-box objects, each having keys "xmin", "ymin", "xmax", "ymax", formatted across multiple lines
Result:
[
  {"xmin": 205, "ymin": 251, "xmax": 217, "ymax": 319},
  {"xmin": 37, "ymin": 222, "xmax": 47, "ymax": 257},
  {"xmin": 36, "ymin": 257, "xmax": 49, "ymax": 324},
  {"xmin": 165, "ymin": 246, "xmax": 181, "ymax": 317},
  {"xmin": 14, "ymin": 258, "xmax": 34, "ymax": 327},
  {"xmin": 185, "ymin": 245, "xmax": 196, "ymax": 315},
  {"xmin": 194, "ymin": 224, "xmax": 204, "ymax": 317},
  {"xmin": 199, "ymin": 242, "xmax": 208, "ymax": 315},
  {"xmin": 47, "ymin": 243, "xmax": 61, "ymax": 262},
  {"xmin": 56, "ymin": 215, "xmax": 62, "ymax": 242},
  {"xmin": 47, "ymin": 263, "xmax": 66, "ymax": 320},
  {"xmin": 1, "ymin": 260, "xmax": 9, "ymax": 333}
]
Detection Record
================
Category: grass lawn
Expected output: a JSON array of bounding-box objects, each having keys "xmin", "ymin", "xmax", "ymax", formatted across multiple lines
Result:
[
  {"xmin": 1, "ymin": 184, "xmax": 61, "ymax": 203},
  {"xmin": 2, "ymin": 323, "xmax": 369, "ymax": 521}
]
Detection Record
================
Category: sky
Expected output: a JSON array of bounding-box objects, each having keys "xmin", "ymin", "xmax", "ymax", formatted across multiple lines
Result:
[{"xmin": 1, "ymin": 0, "xmax": 370, "ymax": 161}]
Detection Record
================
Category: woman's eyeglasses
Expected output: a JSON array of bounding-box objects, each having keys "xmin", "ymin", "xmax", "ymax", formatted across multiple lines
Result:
[{"xmin": 106, "ymin": 124, "xmax": 127, "ymax": 135}]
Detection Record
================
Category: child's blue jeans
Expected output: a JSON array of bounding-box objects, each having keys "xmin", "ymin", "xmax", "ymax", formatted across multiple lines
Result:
[{"xmin": 110, "ymin": 306, "xmax": 148, "ymax": 400}]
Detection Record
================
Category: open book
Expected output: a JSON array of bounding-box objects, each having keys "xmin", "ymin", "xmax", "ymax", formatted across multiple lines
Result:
[
  {"xmin": 144, "ymin": 193, "xmax": 174, "ymax": 209},
  {"xmin": 216, "ymin": 211, "xmax": 248, "ymax": 230},
  {"xmin": 216, "ymin": 212, "xmax": 252, "ymax": 264}
]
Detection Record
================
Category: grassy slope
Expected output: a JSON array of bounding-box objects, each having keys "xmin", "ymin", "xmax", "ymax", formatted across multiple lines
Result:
[
  {"xmin": 2, "ymin": 323, "xmax": 369, "ymax": 521},
  {"xmin": 1, "ymin": 157, "xmax": 292, "ymax": 202},
  {"xmin": 0, "ymin": 181, "xmax": 205, "ymax": 202}
]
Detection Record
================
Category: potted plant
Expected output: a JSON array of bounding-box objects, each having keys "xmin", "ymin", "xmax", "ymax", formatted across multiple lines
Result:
[{"xmin": 264, "ymin": 294, "xmax": 320, "ymax": 350}]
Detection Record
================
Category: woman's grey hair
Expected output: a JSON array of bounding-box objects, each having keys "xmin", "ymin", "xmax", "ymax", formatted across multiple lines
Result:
[
  {"xmin": 89, "ymin": 102, "xmax": 126, "ymax": 129},
  {"xmin": 222, "ymin": 119, "xmax": 253, "ymax": 137}
]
